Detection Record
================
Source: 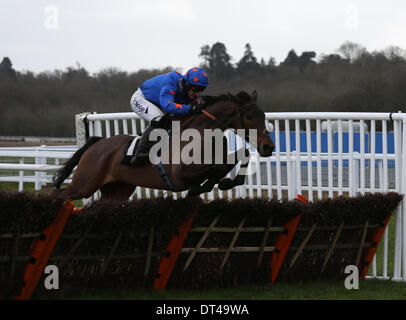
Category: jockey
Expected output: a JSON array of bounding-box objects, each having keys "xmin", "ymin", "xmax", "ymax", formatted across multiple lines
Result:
[{"xmin": 130, "ymin": 67, "xmax": 209, "ymax": 166}]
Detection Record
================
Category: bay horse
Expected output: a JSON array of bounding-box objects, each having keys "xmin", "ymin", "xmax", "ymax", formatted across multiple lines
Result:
[{"xmin": 52, "ymin": 91, "xmax": 274, "ymax": 201}]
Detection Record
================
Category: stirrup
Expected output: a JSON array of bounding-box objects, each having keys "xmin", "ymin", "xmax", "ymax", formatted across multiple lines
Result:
[{"xmin": 130, "ymin": 124, "xmax": 154, "ymax": 166}]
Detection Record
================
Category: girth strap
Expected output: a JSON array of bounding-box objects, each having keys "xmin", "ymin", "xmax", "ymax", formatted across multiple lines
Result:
[{"xmin": 154, "ymin": 161, "xmax": 175, "ymax": 191}]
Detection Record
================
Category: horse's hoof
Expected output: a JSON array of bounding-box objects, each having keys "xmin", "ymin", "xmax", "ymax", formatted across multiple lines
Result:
[
  {"xmin": 187, "ymin": 189, "xmax": 199, "ymax": 197},
  {"xmin": 218, "ymin": 179, "xmax": 235, "ymax": 190}
]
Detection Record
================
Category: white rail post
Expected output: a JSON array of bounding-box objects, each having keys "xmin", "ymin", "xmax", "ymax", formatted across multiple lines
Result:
[
  {"xmin": 255, "ymin": 153, "xmax": 261, "ymax": 197},
  {"xmin": 381, "ymin": 120, "xmax": 389, "ymax": 279},
  {"xmin": 394, "ymin": 119, "xmax": 402, "ymax": 280},
  {"xmin": 295, "ymin": 119, "xmax": 301, "ymax": 197},
  {"xmin": 316, "ymin": 119, "xmax": 322, "ymax": 200},
  {"xmin": 275, "ymin": 120, "xmax": 282, "ymax": 200},
  {"xmin": 105, "ymin": 120, "xmax": 111, "ymax": 138},
  {"xmin": 370, "ymin": 120, "xmax": 376, "ymax": 193},
  {"xmin": 114, "ymin": 120, "xmax": 120, "ymax": 135},
  {"xmin": 349, "ymin": 120, "xmax": 354, "ymax": 196},
  {"xmin": 123, "ymin": 119, "xmax": 129, "ymax": 135},
  {"xmin": 354, "ymin": 155, "xmax": 360, "ymax": 196},
  {"xmin": 402, "ymin": 116, "xmax": 406, "ymax": 281},
  {"xmin": 285, "ymin": 120, "xmax": 294, "ymax": 199},
  {"xmin": 34, "ymin": 146, "xmax": 44, "ymax": 191},
  {"xmin": 337, "ymin": 120, "xmax": 343, "ymax": 195},
  {"xmin": 265, "ymin": 120, "xmax": 274, "ymax": 199},
  {"xmin": 360, "ymin": 120, "xmax": 365, "ymax": 194},
  {"xmin": 306, "ymin": 119, "xmax": 313, "ymax": 201},
  {"xmin": 75, "ymin": 112, "xmax": 91, "ymax": 148},
  {"xmin": 327, "ymin": 120, "xmax": 333, "ymax": 198},
  {"xmin": 18, "ymin": 158, "xmax": 24, "ymax": 191}
]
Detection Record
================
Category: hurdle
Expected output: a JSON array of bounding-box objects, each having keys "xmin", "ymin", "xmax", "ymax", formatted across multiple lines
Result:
[
  {"xmin": 153, "ymin": 195, "xmax": 307, "ymax": 289},
  {"xmin": 153, "ymin": 200, "xmax": 202, "ymax": 290},
  {"xmin": 15, "ymin": 201, "xmax": 75, "ymax": 300},
  {"xmin": 270, "ymin": 195, "xmax": 306, "ymax": 284}
]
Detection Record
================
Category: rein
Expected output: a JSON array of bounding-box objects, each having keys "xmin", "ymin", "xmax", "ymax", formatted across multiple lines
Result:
[
  {"xmin": 179, "ymin": 108, "xmax": 224, "ymax": 130},
  {"xmin": 181, "ymin": 103, "xmax": 238, "ymax": 131},
  {"xmin": 181, "ymin": 101, "xmax": 269, "ymax": 139},
  {"xmin": 201, "ymin": 109, "xmax": 216, "ymax": 121}
]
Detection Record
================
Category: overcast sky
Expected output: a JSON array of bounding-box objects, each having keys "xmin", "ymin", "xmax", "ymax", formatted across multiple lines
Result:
[{"xmin": 1, "ymin": 0, "xmax": 405, "ymax": 74}]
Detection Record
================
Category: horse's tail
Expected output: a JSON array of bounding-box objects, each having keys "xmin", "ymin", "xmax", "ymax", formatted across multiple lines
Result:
[{"xmin": 52, "ymin": 136, "xmax": 103, "ymax": 189}]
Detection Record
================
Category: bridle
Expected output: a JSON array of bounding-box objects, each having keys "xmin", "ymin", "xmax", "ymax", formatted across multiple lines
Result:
[{"xmin": 182, "ymin": 102, "xmax": 271, "ymax": 147}]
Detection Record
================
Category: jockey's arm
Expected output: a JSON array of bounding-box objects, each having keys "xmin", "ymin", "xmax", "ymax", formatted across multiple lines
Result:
[{"xmin": 159, "ymin": 84, "xmax": 191, "ymax": 115}]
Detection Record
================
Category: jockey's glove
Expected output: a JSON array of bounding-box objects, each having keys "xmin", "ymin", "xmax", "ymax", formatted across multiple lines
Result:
[
  {"xmin": 191, "ymin": 97, "xmax": 201, "ymax": 106},
  {"xmin": 189, "ymin": 104, "xmax": 204, "ymax": 115}
]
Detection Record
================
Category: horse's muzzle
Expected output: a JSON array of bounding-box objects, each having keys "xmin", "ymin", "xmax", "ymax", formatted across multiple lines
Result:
[{"xmin": 261, "ymin": 144, "xmax": 274, "ymax": 157}]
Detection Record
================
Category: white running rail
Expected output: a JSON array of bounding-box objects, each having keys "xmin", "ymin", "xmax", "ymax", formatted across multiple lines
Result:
[
  {"xmin": 74, "ymin": 111, "xmax": 406, "ymax": 282},
  {"xmin": 1, "ymin": 111, "xmax": 405, "ymax": 282},
  {"xmin": 0, "ymin": 145, "xmax": 76, "ymax": 191}
]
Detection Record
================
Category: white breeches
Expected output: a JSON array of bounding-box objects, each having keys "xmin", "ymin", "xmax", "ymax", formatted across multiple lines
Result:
[{"xmin": 130, "ymin": 88, "xmax": 165, "ymax": 122}]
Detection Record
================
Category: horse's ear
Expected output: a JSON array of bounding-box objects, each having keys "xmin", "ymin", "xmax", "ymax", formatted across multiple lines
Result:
[
  {"xmin": 228, "ymin": 92, "xmax": 244, "ymax": 105},
  {"xmin": 251, "ymin": 90, "xmax": 258, "ymax": 103}
]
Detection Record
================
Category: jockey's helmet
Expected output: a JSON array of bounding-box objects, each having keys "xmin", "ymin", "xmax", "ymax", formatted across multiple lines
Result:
[{"xmin": 183, "ymin": 67, "xmax": 209, "ymax": 91}]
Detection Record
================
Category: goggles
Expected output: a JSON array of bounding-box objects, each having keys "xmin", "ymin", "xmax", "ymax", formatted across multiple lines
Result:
[{"xmin": 190, "ymin": 85, "xmax": 206, "ymax": 93}]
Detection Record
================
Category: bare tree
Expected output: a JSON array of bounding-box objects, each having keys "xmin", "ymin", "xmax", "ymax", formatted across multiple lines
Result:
[
  {"xmin": 383, "ymin": 46, "xmax": 406, "ymax": 61},
  {"xmin": 337, "ymin": 41, "xmax": 366, "ymax": 62}
]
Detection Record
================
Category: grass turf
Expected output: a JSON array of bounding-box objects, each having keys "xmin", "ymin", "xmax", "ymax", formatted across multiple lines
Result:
[{"xmin": 51, "ymin": 280, "xmax": 406, "ymax": 300}]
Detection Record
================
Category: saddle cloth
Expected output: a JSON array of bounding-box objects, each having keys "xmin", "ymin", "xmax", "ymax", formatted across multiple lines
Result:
[
  {"xmin": 120, "ymin": 136, "xmax": 162, "ymax": 166},
  {"xmin": 120, "ymin": 136, "xmax": 174, "ymax": 190},
  {"xmin": 120, "ymin": 136, "xmax": 141, "ymax": 166}
]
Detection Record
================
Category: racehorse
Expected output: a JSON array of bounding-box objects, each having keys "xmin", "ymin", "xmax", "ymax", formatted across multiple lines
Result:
[{"xmin": 52, "ymin": 91, "xmax": 274, "ymax": 201}]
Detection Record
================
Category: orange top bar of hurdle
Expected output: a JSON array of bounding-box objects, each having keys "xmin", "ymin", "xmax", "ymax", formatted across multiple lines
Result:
[{"xmin": 15, "ymin": 200, "xmax": 74, "ymax": 300}]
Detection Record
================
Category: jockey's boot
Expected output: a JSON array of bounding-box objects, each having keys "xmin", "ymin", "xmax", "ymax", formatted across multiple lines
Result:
[{"xmin": 130, "ymin": 125, "xmax": 154, "ymax": 166}]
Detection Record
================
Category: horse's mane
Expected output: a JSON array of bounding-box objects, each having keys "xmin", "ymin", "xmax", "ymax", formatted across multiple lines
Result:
[
  {"xmin": 200, "ymin": 94, "xmax": 230, "ymax": 107},
  {"xmin": 167, "ymin": 91, "xmax": 256, "ymax": 122},
  {"xmin": 201, "ymin": 91, "xmax": 252, "ymax": 107}
]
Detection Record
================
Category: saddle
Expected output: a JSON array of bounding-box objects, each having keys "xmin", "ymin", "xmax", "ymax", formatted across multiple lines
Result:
[
  {"xmin": 120, "ymin": 115, "xmax": 175, "ymax": 166},
  {"xmin": 120, "ymin": 111, "xmax": 199, "ymax": 167},
  {"xmin": 120, "ymin": 137, "xmax": 141, "ymax": 166},
  {"xmin": 120, "ymin": 132, "xmax": 175, "ymax": 190}
]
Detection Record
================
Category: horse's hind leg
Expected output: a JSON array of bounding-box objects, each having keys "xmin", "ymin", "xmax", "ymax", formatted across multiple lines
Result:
[
  {"xmin": 99, "ymin": 182, "xmax": 136, "ymax": 201},
  {"xmin": 53, "ymin": 184, "xmax": 97, "ymax": 201},
  {"xmin": 53, "ymin": 166, "xmax": 107, "ymax": 201},
  {"xmin": 54, "ymin": 182, "xmax": 135, "ymax": 202}
]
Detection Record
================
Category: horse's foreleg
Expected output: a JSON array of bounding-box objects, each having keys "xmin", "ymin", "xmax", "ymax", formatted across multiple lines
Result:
[
  {"xmin": 187, "ymin": 148, "xmax": 251, "ymax": 194},
  {"xmin": 218, "ymin": 148, "xmax": 250, "ymax": 191},
  {"xmin": 187, "ymin": 179, "xmax": 217, "ymax": 197},
  {"xmin": 185, "ymin": 163, "xmax": 231, "ymax": 196}
]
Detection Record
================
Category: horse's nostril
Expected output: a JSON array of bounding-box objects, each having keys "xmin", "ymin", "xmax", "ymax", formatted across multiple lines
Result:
[{"xmin": 263, "ymin": 145, "xmax": 273, "ymax": 156}]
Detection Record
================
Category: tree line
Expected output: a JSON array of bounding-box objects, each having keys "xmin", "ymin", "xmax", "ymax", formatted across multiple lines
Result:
[{"xmin": 1, "ymin": 41, "xmax": 406, "ymax": 137}]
